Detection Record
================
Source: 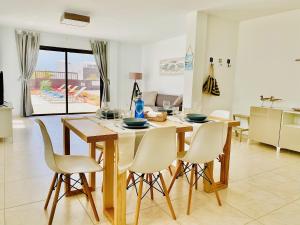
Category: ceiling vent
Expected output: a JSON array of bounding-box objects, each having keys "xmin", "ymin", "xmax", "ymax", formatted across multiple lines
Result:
[{"xmin": 60, "ymin": 12, "xmax": 90, "ymax": 27}]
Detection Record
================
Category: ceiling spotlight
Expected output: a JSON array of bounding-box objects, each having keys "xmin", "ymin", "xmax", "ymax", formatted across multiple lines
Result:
[{"xmin": 60, "ymin": 12, "xmax": 90, "ymax": 27}]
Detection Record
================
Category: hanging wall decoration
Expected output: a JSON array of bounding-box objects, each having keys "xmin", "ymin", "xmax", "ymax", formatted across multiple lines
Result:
[
  {"xmin": 202, "ymin": 62, "xmax": 221, "ymax": 96},
  {"xmin": 185, "ymin": 45, "xmax": 194, "ymax": 71}
]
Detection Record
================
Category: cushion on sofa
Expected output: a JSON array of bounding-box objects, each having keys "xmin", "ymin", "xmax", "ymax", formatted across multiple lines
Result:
[
  {"xmin": 156, "ymin": 94, "xmax": 181, "ymax": 107},
  {"xmin": 143, "ymin": 91, "xmax": 158, "ymax": 106},
  {"xmin": 173, "ymin": 95, "xmax": 183, "ymax": 107}
]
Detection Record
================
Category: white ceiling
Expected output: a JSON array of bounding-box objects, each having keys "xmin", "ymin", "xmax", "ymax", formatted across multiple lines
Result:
[{"xmin": 0, "ymin": 0, "xmax": 299, "ymax": 43}]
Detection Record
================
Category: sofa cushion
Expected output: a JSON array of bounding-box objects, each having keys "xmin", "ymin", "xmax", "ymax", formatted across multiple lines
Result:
[
  {"xmin": 143, "ymin": 91, "xmax": 158, "ymax": 106},
  {"xmin": 173, "ymin": 95, "xmax": 183, "ymax": 107},
  {"xmin": 156, "ymin": 94, "xmax": 181, "ymax": 107}
]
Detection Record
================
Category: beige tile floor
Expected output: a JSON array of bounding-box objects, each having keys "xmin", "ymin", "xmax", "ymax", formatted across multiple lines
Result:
[{"xmin": 0, "ymin": 116, "xmax": 300, "ymax": 225}]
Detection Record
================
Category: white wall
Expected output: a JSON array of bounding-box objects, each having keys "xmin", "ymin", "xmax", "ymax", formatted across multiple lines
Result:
[
  {"xmin": 117, "ymin": 43, "xmax": 142, "ymax": 109},
  {"xmin": 233, "ymin": 9, "xmax": 300, "ymax": 114},
  {"xmin": 141, "ymin": 35, "xmax": 186, "ymax": 95},
  {"xmin": 141, "ymin": 14, "xmax": 239, "ymax": 114},
  {"xmin": 201, "ymin": 15, "xmax": 239, "ymax": 114},
  {"xmin": 0, "ymin": 25, "xmax": 142, "ymax": 115}
]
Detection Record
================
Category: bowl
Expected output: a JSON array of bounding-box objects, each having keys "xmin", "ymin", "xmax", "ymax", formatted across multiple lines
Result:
[
  {"xmin": 101, "ymin": 110, "xmax": 119, "ymax": 118},
  {"xmin": 157, "ymin": 107, "xmax": 173, "ymax": 115},
  {"xmin": 186, "ymin": 113, "xmax": 207, "ymax": 122},
  {"xmin": 123, "ymin": 118, "xmax": 148, "ymax": 126}
]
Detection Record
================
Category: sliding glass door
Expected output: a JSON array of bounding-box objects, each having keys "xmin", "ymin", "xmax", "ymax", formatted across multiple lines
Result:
[
  {"xmin": 30, "ymin": 49, "xmax": 66, "ymax": 114},
  {"xmin": 30, "ymin": 46, "xmax": 101, "ymax": 115},
  {"xmin": 67, "ymin": 52, "xmax": 100, "ymax": 113}
]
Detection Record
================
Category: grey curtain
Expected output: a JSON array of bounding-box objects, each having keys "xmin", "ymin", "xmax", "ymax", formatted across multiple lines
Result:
[
  {"xmin": 15, "ymin": 30, "xmax": 40, "ymax": 116},
  {"xmin": 90, "ymin": 40, "xmax": 110, "ymax": 104}
]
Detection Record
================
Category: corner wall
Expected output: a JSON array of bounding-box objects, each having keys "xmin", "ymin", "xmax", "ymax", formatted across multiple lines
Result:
[{"xmin": 233, "ymin": 9, "xmax": 300, "ymax": 114}]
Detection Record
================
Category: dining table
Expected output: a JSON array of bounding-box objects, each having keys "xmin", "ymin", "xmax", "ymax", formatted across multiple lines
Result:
[{"xmin": 61, "ymin": 115, "xmax": 239, "ymax": 225}]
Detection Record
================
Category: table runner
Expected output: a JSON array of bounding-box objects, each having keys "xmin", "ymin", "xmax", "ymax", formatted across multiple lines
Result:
[{"xmin": 87, "ymin": 117, "xmax": 149, "ymax": 173}]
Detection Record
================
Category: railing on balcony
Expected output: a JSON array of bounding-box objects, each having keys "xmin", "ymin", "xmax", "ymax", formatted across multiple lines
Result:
[{"xmin": 32, "ymin": 71, "xmax": 79, "ymax": 80}]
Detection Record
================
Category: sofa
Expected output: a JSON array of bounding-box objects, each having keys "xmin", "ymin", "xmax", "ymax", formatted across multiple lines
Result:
[{"xmin": 142, "ymin": 91, "xmax": 183, "ymax": 110}]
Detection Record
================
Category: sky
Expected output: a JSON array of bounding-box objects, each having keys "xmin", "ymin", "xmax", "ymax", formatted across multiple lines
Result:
[{"xmin": 36, "ymin": 50, "xmax": 95, "ymax": 71}]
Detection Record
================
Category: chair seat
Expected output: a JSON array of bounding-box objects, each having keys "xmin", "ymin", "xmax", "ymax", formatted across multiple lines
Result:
[
  {"xmin": 55, "ymin": 155, "xmax": 102, "ymax": 174},
  {"xmin": 177, "ymin": 150, "xmax": 207, "ymax": 164}
]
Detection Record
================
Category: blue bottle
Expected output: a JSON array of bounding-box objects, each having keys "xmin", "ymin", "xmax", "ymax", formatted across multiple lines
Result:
[{"xmin": 135, "ymin": 93, "xmax": 144, "ymax": 118}]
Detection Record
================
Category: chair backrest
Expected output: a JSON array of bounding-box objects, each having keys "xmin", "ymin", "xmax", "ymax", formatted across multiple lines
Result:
[
  {"xmin": 130, "ymin": 126, "xmax": 177, "ymax": 174},
  {"xmin": 210, "ymin": 110, "xmax": 231, "ymax": 119},
  {"xmin": 186, "ymin": 122, "xmax": 228, "ymax": 164},
  {"xmin": 35, "ymin": 119, "xmax": 59, "ymax": 172}
]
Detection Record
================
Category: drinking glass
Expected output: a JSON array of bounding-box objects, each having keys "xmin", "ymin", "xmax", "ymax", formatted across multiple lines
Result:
[
  {"xmin": 163, "ymin": 100, "xmax": 171, "ymax": 110},
  {"xmin": 172, "ymin": 106, "xmax": 179, "ymax": 116}
]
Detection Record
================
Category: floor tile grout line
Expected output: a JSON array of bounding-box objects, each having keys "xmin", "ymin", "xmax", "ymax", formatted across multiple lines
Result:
[
  {"xmin": 253, "ymin": 195, "xmax": 300, "ymax": 222},
  {"xmin": 4, "ymin": 199, "xmax": 45, "ymax": 210},
  {"xmin": 76, "ymin": 196, "xmax": 98, "ymax": 225}
]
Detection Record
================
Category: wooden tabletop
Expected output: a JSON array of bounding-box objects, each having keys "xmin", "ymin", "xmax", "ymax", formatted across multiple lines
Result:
[
  {"xmin": 62, "ymin": 116, "xmax": 239, "ymax": 143},
  {"xmin": 62, "ymin": 117, "xmax": 118, "ymax": 143}
]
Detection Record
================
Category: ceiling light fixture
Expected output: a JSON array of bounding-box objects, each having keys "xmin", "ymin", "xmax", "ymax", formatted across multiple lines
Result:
[{"xmin": 60, "ymin": 12, "xmax": 90, "ymax": 27}]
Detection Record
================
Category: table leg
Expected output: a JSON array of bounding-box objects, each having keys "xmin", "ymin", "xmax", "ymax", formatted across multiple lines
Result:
[
  {"xmin": 89, "ymin": 142, "xmax": 96, "ymax": 190},
  {"xmin": 114, "ymin": 150, "xmax": 127, "ymax": 225},
  {"xmin": 63, "ymin": 123, "xmax": 71, "ymax": 195},
  {"xmin": 103, "ymin": 139, "xmax": 116, "ymax": 224},
  {"xmin": 177, "ymin": 132, "xmax": 185, "ymax": 175},
  {"xmin": 220, "ymin": 127, "xmax": 232, "ymax": 185}
]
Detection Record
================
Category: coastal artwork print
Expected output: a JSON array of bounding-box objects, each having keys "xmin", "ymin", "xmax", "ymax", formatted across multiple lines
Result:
[{"xmin": 159, "ymin": 57, "xmax": 185, "ymax": 75}]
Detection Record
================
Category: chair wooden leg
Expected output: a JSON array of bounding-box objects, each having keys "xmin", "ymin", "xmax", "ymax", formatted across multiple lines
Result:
[
  {"xmin": 44, "ymin": 173, "xmax": 58, "ymax": 210},
  {"xmin": 168, "ymin": 166, "xmax": 173, "ymax": 176},
  {"xmin": 195, "ymin": 165, "xmax": 198, "ymax": 190},
  {"xmin": 239, "ymin": 131, "xmax": 243, "ymax": 142},
  {"xmin": 159, "ymin": 173, "xmax": 176, "ymax": 220},
  {"xmin": 207, "ymin": 168, "xmax": 222, "ymax": 206},
  {"xmin": 168, "ymin": 161, "xmax": 183, "ymax": 193},
  {"xmin": 48, "ymin": 174, "xmax": 63, "ymax": 225},
  {"xmin": 80, "ymin": 173, "xmax": 89, "ymax": 200},
  {"xmin": 187, "ymin": 164, "xmax": 195, "ymax": 215},
  {"xmin": 134, "ymin": 174, "xmax": 144, "ymax": 225},
  {"xmin": 127, "ymin": 172, "xmax": 133, "ymax": 187},
  {"xmin": 149, "ymin": 173, "xmax": 154, "ymax": 200},
  {"xmin": 97, "ymin": 151, "xmax": 103, "ymax": 164},
  {"xmin": 80, "ymin": 173, "xmax": 100, "ymax": 221}
]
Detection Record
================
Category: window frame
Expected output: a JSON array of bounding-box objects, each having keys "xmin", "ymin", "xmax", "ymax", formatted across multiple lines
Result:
[{"xmin": 31, "ymin": 45, "xmax": 100, "ymax": 116}]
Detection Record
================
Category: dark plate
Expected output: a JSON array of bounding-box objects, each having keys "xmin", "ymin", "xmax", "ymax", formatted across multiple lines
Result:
[
  {"xmin": 185, "ymin": 118, "xmax": 210, "ymax": 123},
  {"xmin": 186, "ymin": 113, "xmax": 207, "ymax": 121},
  {"xmin": 123, "ymin": 118, "xmax": 148, "ymax": 126},
  {"xmin": 123, "ymin": 123, "xmax": 150, "ymax": 129}
]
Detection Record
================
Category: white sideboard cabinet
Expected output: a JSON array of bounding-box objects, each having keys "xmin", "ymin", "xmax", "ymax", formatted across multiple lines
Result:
[
  {"xmin": 249, "ymin": 106, "xmax": 300, "ymax": 152},
  {"xmin": 0, "ymin": 103, "xmax": 13, "ymax": 141}
]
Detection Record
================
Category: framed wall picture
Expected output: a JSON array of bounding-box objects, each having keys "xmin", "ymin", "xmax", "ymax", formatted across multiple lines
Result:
[{"xmin": 159, "ymin": 57, "xmax": 185, "ymax": 75}]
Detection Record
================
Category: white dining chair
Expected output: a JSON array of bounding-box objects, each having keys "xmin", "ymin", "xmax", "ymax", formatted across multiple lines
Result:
[
  {"xmin": 126, "ymin": 126, "xmax": 177, "ymax": 225},
  {"xmin": 168, "ymin": 122, "xmax": 228, "ymax": 215},
  {"xmin": 35, "ymin": 119, "xmax": 102, "ymax": 225},
  {"xmin": 185, "ymin": 109, "xmax": 230, "ymax": 146},
  {"xmin": 210, "ymin": 109, "xmax": 231, "ymax": 119}
]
